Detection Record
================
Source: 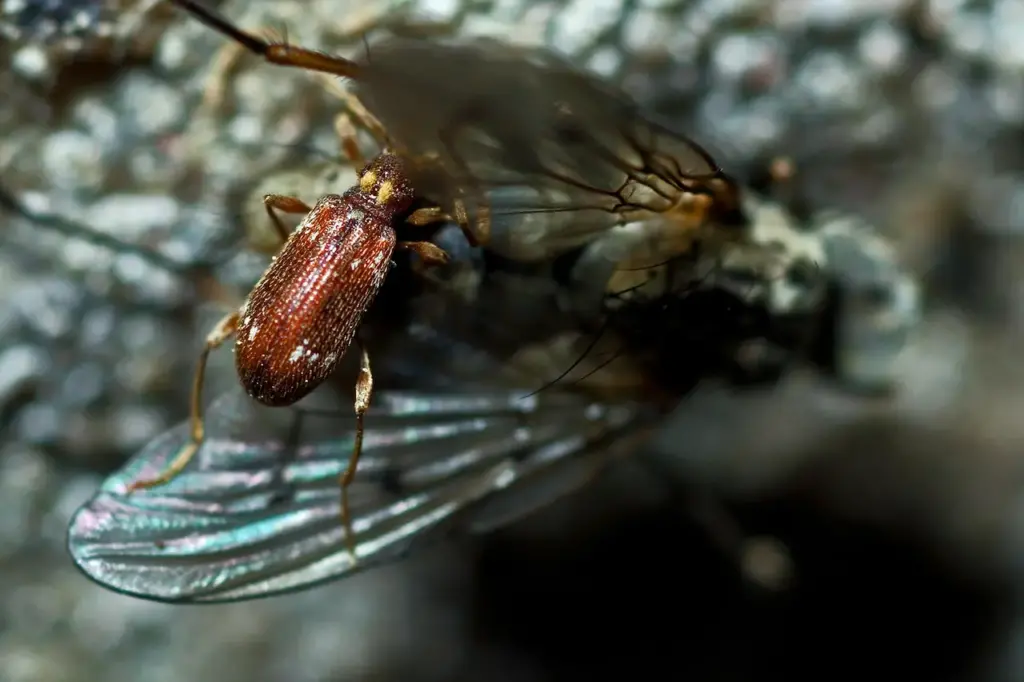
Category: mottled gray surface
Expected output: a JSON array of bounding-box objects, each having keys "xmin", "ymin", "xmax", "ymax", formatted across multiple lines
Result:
[{"xmin": 2, "ymin": 0, "xmax": 1024, "ymax": 680}]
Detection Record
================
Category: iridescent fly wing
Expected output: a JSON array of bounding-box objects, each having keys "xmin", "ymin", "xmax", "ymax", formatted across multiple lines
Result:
[
  {"xmin": 67, "ymin": 370, "xmax": 651, "ymax": 603},
  {"xmin": 353, "ymin": 38, "xmax": 740, "ymax": 260}
]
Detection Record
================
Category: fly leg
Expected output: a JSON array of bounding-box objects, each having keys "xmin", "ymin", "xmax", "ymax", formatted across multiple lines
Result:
[
  {"xmin": 199, "ymin": 34, "xmax": 247, "ymax": 114},
  {"xmin": 339, "ymin": 342, "xmax": 374, "ymax": 562},
  {"xmin": 198, "ymin": 24, "xmax": 290, "ymax": 115},
  {"xmin": 126, "ymin": 312, "xmax": 240, "ymax": 493},
  {"xmin": 169, "ymin": 1, "xmax": 364, "ymax": 80}
]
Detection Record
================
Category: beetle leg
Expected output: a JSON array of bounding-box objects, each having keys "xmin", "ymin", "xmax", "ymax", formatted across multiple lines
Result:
[
  {"xmin": 126, "ymin": 311, "xmax": 240, "ymax": 493},
  {"xmin": 339, "ymin": 342, "xmax": 374, "ymax": 562},
  {"xmin": 405, "ymin": 206, "xmax": 449, "ymax": 226},
  {"xmin": 397, "ymin": 241, "xmax": 449, "ymax": 268},
  {"xmin": 263, "ymin": 194, "xmax": 313, "ymax": 244}
]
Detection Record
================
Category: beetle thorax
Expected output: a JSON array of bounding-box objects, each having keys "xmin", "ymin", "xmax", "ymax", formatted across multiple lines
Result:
[{"xmin": 353, "ymin": 152, "xmax": 416, "ymax": 215}]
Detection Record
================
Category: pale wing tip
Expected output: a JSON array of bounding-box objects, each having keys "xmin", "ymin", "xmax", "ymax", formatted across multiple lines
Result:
[
  {"xmin": 66, "ymin": 489, "xmax": 193, "ymax": 600},
  {"xmin": 65, "ymin": 473, "xmax": 441, "ymax": 603},
  {"xmin": 66, "ymin": 501, "xmax": 180, "ymax": 602}
]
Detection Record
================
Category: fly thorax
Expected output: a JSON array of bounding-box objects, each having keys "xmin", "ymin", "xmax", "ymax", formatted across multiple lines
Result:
[{"xmin": 727, "ymin": 195, "xmax": 830, "ymax": 315}]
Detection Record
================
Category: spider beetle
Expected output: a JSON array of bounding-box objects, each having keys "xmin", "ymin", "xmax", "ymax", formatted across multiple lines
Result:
[{"xmin": 125, "ymin": 0, "xmax": 484, "ymax": 558}]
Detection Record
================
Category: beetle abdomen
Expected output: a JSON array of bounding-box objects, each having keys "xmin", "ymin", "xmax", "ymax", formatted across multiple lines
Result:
[{"xmin": 235, "ymin": 193, "xmax": 398, "ymax": 406}]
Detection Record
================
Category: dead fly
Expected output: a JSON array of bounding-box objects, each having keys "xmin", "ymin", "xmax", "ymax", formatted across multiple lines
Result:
[
  {"xmin": 63, "ymin": 200, "xmax": 884, "ymax": 604},
  {"xmin": 105, "ymin": 0, "xmax": 753, "ymax": 554},
  {"xmin": 64, "ymin": 2, "xmax": 921, "ymax": 606}
]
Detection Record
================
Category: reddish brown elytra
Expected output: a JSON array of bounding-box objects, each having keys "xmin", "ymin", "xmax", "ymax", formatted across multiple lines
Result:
[
  {"xmin": 236, "ymin": 158, "xmax": 407, "ymax": 409},
  {"xmin": 123, "ymin": 1, "xmax": 477, "ymax": 559}
]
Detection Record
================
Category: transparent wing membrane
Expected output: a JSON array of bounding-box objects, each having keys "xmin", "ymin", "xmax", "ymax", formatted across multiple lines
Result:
[
  {"xmin": 68, "ymin": 367, "xmax": 651, "ymax": 602},
  {"xmin": 352, "ymin": 37, "xmax": 738, "ymax": 251}
]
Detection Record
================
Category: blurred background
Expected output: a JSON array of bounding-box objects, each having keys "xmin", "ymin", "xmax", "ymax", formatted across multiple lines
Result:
[{"xmin": 2, "ymin": 0, "xmax": 1024, "ymax": 680}]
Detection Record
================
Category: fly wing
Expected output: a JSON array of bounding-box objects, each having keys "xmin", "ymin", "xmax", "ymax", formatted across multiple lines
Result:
[
  {"xmin": 353, "ymin": 38, "xmax": 734, "ymax": 260},
  {"xmin": 67, "ymin": 346, "xmax": 653, "ymax": 603}
]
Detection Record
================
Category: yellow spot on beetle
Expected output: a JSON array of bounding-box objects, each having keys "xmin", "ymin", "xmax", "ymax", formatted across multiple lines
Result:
[
  {"xmin": 376, "ymin": 180, "xmax": 394, "ymax": 204},
  {"xmin": 359, "ymin": 170, "xmax": 376, "ymax": 192}
]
